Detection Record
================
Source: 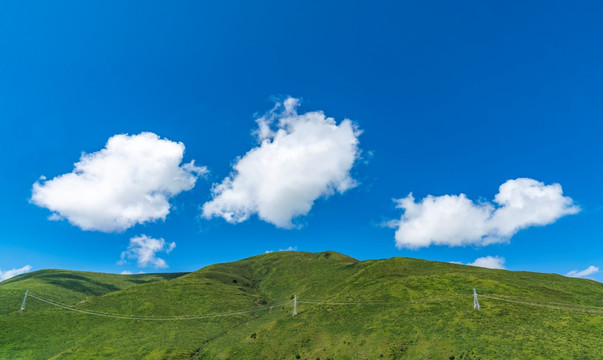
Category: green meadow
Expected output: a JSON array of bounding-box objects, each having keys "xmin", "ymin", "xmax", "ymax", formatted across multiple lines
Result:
[{"xmin": 1, "ymin": 251, "xmax": 601, "ymax": 359}]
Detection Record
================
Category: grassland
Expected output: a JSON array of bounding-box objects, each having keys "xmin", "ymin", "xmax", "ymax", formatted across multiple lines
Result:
[{"xmin": 1, "ymin": 251, "xmax": 602, "ymax": 359}]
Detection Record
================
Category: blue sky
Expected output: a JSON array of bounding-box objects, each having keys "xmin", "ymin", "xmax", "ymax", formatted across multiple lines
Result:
[{"xmin": 1, "ymin": 1, "xmax": 601, "ymax": 281}]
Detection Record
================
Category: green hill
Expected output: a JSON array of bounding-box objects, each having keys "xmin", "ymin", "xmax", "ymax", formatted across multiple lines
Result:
[
  {"xmin": 0, "ymin": 269, "xmax": 187, "ymax": 313},
  {"xmin": 1, "ymin": 251, "xmax": 601, "ymax": 359}
]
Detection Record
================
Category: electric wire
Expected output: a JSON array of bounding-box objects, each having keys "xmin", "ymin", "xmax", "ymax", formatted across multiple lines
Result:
[
  {"xmin": 25, "ymin": 290, "xmax": 603, "ymax": 320},
  {"xmin": 28, "ymin": 293, "xmax": 289, "ymax": 321},
  {"xmin": 480, "ymin": 294, "xmax": 603, "ymax": 314}
]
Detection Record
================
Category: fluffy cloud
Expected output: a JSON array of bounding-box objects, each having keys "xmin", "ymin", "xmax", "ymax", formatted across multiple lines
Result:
[
  {"xmin": 0, "ymin": 265, "xmax": 32, "ymax": 281},
  {"xmin": 31, "ymin": 132, "xmax": 206, "ymax": 232},
  {"xmin": 566, "ymin": 265, "xmax": 599, "ymax": 278},
  {"xmin": 202, "ymin": 97, "xmax": 361, "ymax": 228},
  {"xmin": 119, "ymin": 235, "xmax": 175, "ymax": 269},
  {"xmin": 468, "ymin": 256, "xmax": 506, "ymax": 269},
  {"xmin": 394, "ymin": 178, "xmax": 579, "ymax": 249}
]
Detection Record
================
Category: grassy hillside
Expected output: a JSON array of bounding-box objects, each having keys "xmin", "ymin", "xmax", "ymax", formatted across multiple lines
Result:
[
  {"xmin": 1, "ymin": 251, "xmax": 601, "ymax": 359},
  {"xmin": 0, "ymin": 269, "xmax": 187, "ymax": 315}
]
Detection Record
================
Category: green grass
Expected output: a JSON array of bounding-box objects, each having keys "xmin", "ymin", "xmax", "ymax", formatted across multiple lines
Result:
[
  {"xmin": 0, "ymin": 269, "xmax": 187, "ymax": 314},
  {"xmin": 1, "ymin": 251, "xmax": 601, "ymax": 359}
]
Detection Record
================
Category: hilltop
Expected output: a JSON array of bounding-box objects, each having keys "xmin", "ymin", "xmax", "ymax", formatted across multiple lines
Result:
[{"xmin": 1, "ymin": 251, "xmax": 602, "ymax": 359}]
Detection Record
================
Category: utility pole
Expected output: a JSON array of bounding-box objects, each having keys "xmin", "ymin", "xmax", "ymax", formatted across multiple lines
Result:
[
  {"xmin": 20, "ymin": 289, "xmax": 29, "ymax": 312},
  {"xmin": 293, "ymin": 295, "xmax": 297, "ymax": 316},
  {"xmin": 473, "ymin": 288, "xmax": 480, "ymax": 310}
]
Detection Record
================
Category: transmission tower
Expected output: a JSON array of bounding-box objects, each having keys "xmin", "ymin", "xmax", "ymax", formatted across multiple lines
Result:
[
  {"xmin": 293, "ymin": 295, "xmax": 297, "ymax": 316},
  {"xmin": 473, "ymin": 288, "xmax": 480, "ymax": 310},
  {"xmin": 20, "ymin": 289, "xmax": 29, "ymax": 312}
]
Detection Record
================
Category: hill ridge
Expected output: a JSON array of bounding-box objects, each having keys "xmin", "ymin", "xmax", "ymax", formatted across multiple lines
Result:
[{"xmin": 1, "ymin": 251, "xmax": 602, "ymax": 359}]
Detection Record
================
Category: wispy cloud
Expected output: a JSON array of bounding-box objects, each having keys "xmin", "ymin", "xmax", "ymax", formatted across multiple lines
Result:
[
  {"xmin": 392, "ymin": 178, "xmax": 579, "ymax": 249},
  {"xmin": 119, "ymin": 270, "xmax": 145, "ymax": 275},
  {"xmin": 202, "ymin": 97, "xmax": 361, "ymax": 228},
  {"xmin": 119, "ymin": 235, "xmax": 176, "ymax": 269},
  {"xmin": 0, "ymin": 265, "xmax": 32, "ymax": 281},
  {"xmin": 265, "ymin": 246, "xmax": 297, "ymax": 254},
  {"xmin": 566, "ymin": 265, "xmax": 599, "ymax": 278},
  {"xmin": 31, "ymin": 132, "xmax": 206, "ymax": 232}
]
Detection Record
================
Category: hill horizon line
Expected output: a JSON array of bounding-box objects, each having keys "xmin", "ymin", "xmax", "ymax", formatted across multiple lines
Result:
[{"xmin": 4, "ymin": 250, "xmax": 599, "ymax": 285}]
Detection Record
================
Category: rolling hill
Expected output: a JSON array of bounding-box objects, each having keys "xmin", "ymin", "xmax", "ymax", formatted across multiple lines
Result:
[{"xmin": 1, "ymin": 251, "xmax": 602, "ymax": 359}]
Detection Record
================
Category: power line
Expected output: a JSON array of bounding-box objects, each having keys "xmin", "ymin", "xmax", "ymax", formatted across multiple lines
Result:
[
  {"xmin": 23, "ymin": 290, "xmax": 603, "ymax": 321},
  {"xmin": 480, "ymin": 295, "xmax": 603, "ymax": 314},
  {"xmin": 28, "ymin": 293, "xmax": 289, "ymax": 321},
  {"xmin": 299, "ymin": 298, "xmax": 387, "ymax": 304},
  {"xmin": 479, "ymin": 294, "xmax": 603, "ymax": 310},
  {"xmin": 299, "ymin": 300, "xmax": 376, "ymax": 305}
]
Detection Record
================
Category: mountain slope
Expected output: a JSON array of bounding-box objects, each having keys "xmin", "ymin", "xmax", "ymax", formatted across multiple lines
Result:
[
  {"xmin": 0, "ymin": 269, "xmax": 186, "ymax": 315},
  {"xmin": 1, "ymin": 251, "xmax": 601, "ymax": 359}
]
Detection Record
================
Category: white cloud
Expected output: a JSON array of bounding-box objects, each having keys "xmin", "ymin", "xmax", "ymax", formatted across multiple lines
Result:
[
  {"xmin": 393, "ymin": 178, "xmax": 579, "ymax": 249},
  {"xmin": 468, "ymin": 256, "xmax": 506, "ymax": 269},
  {"xmin": 566, "ymin": 265, "xmax": 599, "ymax": 278},
  {"xmin": 450, "ymin": 256, "xmax": 505, "ymax": 269},
  {"xmin": 31, "ymin": 132, "xmax": 206, "ymax": 232},
  {"xmin": 120, "ymin": 270, "xmax": 132, "ymax": 275},
  {"xmin": 0, "ymin": 265, "xmax": 32, "ymax": 281},
  {"xmin": 202, "ymin": 97, "xmax": 361, "ymax": 228},
  {"xmin": 166, "ymin": 242, "xmax": 176, "ymax": 253},
  {"xmin": 265, "ymin": 246, "xmax": 298, "ymax": 254},
  {"xmin": 119, "ymin": 235, "xmax": 176, "ymax": 269}
]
